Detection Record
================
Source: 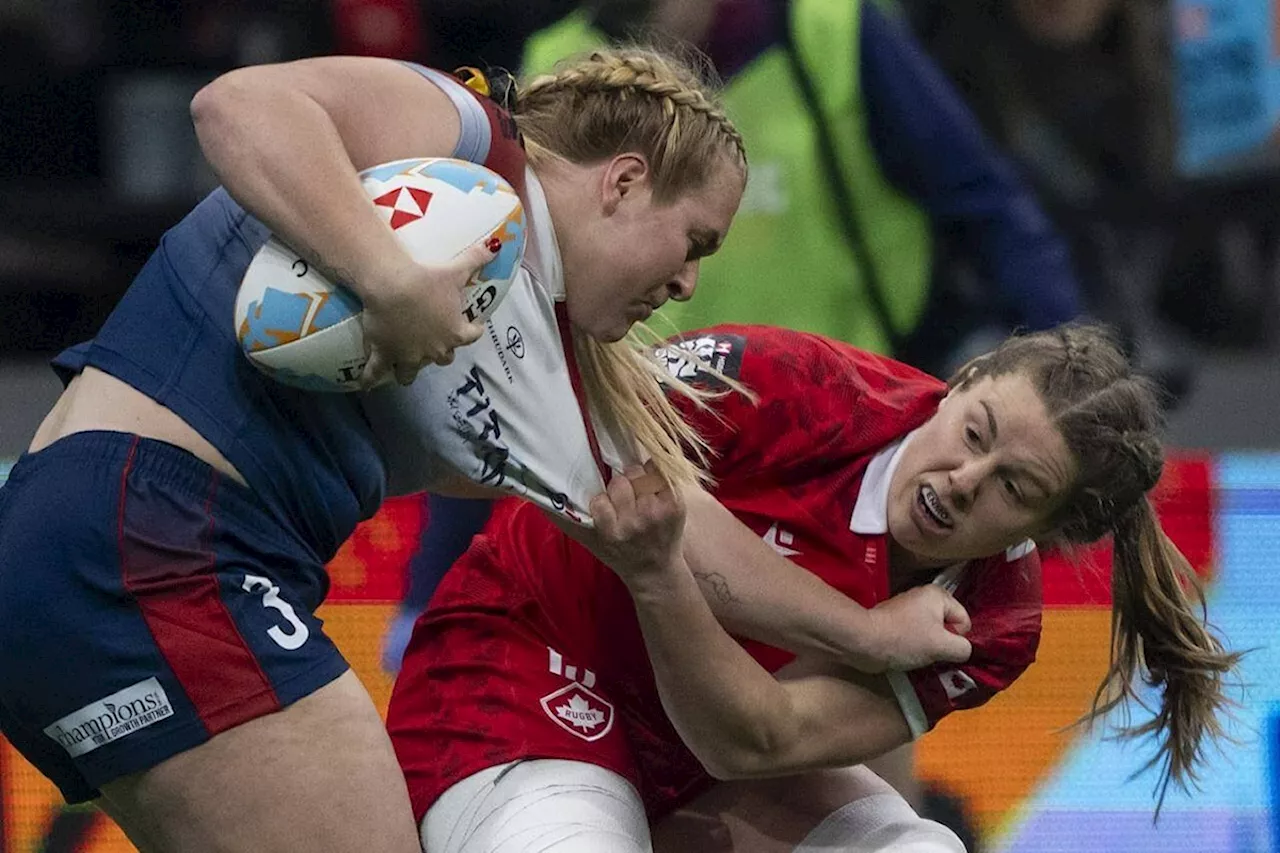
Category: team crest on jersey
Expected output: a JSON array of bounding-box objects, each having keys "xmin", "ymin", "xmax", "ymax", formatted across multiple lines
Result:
[
  {"xmin": 657, "ymin": 333, "xmax": 746, "ymax": 387},
  {"xmin": 540, "ymin": 682, "xmax": 615, "ymax": 742}
]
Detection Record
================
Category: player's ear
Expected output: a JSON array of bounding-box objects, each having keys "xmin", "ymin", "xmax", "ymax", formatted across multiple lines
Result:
[{"xmin": 601, "ymin": 153, "xmax": 652, "ymax": 214}]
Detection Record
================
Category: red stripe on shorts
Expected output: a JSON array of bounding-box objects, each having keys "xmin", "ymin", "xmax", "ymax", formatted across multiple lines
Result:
[{"xmin": 116, "ymin": 437, "xmax": 280, "ymax": 734}]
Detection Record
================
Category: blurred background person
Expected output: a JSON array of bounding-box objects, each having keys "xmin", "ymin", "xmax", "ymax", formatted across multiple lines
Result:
[
  {"xmin": 900, "ymin": 0, "xmax": 1280, "ymax": 393},
  {"xmin": 431, "ymin": 0, "xmax": 1088, "ymax": 372}
]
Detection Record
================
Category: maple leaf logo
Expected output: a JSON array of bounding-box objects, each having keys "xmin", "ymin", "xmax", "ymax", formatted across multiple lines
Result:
[
  {"xmin": 556, "ymin": 694, "xmax": 606, "ymax": 731},
  {"xmin": 540, "ymin": 683, "xmax": 615, "ymax": 741}
]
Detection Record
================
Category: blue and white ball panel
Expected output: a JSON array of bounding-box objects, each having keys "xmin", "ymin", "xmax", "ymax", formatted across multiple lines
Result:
[
  {"xmin": 363, "ymin": 158, "xmax": 526, "ymax": 324},
  {"xmin": 233, "ymin": 238, "xmax": 369, "ymax": 391}
]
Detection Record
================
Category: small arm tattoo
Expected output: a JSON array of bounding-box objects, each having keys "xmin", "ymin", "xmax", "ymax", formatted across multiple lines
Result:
[{"xmin": 693, "ymin": 571, "xmax": 740, "ymax": 605}]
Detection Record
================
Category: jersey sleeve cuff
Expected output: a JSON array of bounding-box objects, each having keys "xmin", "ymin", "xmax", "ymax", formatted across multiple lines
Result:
[
  {"xmin": 405, "ymin": 65, "xmax": 493, "ymax": 164},
  {"xmin": 886, "ymin": 670, "xmax": 929, "ymax": 739}
]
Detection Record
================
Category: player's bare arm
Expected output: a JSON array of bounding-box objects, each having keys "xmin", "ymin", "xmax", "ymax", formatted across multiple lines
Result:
[
  {"xmin": 193, "ymin": 58, "xmax": 459, "ymax": 294},
  {"xmin": 626, "ymin": 543, "xmax": 917, "ymax": 779},
  {"xmin": 682, "ymin": 486, "xmax": 971, "ymax": 672},
  {"xmin": 194, "ymin": 57, "xmax": 488, "ymax": 380},
  {"xmin": 584, "ymin": 469, "xmax": 944, "ymax": 778}
]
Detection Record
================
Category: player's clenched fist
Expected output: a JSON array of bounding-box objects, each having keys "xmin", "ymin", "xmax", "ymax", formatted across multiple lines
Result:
[
  {"xmin": 864, "ymin": 585, "xmax": 973, "ymax": 672},
  {"xmin": 571, "ymin": 461, "xmax": 687, "ymax": 581}
]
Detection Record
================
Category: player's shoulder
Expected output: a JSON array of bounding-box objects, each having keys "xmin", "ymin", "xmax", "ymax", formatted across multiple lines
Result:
[
  {"xmin": 402, "ymin": 63, "xmax": 527, "ymax": 192},
  {"xmin": 665, "ymin": 324, "xmax": 926, "ymax": 387},
  {"xmin": 961, "ymin": 542, "xmax": 1044, "ymax": 612}
]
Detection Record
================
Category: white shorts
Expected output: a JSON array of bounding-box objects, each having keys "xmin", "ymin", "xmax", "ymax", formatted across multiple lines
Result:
[{"xmin": 795, "ymin": 794, "xmax": 966, "ymax": 852}]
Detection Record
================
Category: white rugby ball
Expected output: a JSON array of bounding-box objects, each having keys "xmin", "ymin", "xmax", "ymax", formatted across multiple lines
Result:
[{"xmin": 234, "ymin": 157, "xmax": 526, "ymax": 392}]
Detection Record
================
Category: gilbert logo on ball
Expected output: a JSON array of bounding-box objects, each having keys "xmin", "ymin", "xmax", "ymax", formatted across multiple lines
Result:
[{"xmin": 234, "ymin": 157, "xmax": 526, "ymax": 392}]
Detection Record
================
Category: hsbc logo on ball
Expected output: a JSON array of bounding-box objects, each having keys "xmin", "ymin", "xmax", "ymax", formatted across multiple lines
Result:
[
  {"xmin": 372, "ymin": 185, "xmax": 434, "ymax": 230},
  {"xmin": 540, "ymin": 682, "xmax": 615, "ymax": 742}
]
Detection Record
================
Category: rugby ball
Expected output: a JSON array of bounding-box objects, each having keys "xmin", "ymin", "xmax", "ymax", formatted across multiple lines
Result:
[{"xmin": 234, "ymin": 157, "xmax": 526, "ymax": 392}]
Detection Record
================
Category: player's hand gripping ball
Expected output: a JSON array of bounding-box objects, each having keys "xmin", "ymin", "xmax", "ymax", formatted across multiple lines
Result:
[{"xmin": 234, "ymin": 158, "xmax": 526, "ymax": 392}]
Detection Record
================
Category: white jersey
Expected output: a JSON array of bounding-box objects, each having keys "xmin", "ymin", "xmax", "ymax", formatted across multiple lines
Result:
[{"xmin": 361, "ymin": 169, "xmax": 630, "ymax": 526}]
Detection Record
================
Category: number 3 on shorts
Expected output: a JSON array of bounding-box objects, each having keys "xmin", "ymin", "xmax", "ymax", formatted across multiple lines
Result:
[{"xmin": 243, "ymin": 574, "xmax": 310, "ymax": 650}]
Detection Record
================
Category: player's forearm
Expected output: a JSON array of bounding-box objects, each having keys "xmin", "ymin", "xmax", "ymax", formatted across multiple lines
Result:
[
  {"xmin": 682, "ymin": 490, "xmax": 886, "ymax": 670},
  {"xmin": 624, "ymin": 558, "xmax": 820, "ymax": 780},
  {"xmin": 626, "ymin": 561, "xmax": 915, "ymax": 779}
]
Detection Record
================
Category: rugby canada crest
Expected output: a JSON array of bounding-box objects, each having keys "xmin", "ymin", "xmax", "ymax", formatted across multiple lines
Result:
[{"xmin": 540, "ymin": 682, "xmax": 615, "ymax": 742}]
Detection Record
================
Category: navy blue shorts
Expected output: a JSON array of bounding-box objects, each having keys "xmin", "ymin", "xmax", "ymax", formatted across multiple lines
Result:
[{"xmin": 0, "ymin": 431, "xmax": 349, "ymax": 803}]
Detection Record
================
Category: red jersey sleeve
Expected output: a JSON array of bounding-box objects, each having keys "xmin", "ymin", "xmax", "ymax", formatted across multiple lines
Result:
[
  {"xmin": 890, "ymin": 546, "xmax": 1043, "ymax": 736},
  {"xmin": 662, "ymin": 325, "xmax": 944, "ymax": 482}
]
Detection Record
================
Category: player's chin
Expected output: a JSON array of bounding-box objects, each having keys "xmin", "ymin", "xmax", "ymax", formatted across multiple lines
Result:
[
  {"xmin": 902, "ymin": 531, "xmax": 960, "ymax": 565},
  {"xmin": 594, "ymin": 317, "xmax": 635, "ymax": 343}
]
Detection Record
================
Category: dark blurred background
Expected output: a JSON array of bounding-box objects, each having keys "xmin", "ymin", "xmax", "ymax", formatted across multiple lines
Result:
[{"xmin": 2, "ymin": 0, "xmax": 1279, "ymax": 456}]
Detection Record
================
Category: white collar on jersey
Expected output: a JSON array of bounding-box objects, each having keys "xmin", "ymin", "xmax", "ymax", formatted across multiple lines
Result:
[
  {"xmin": 848, "ymin": 429, "xmax": 1034, "ymax": 564},
  {"xmin": 848, "ymin": 431, "xmax": 914, "ymax": 535},
  {"xmin": 521, "ymin": 167, "xmax": 566, "ymax": 302}
]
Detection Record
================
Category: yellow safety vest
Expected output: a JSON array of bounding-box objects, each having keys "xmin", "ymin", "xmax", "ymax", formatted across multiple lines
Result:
[{"xmin": 524, "ymin": 0, "xmax": 932, "ymax": 353}]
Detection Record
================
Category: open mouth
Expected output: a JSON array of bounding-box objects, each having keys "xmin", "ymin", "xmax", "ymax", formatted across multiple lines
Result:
[{"xmin": 918, "ymin": 484, "xmax": 953, "ymax": 529}]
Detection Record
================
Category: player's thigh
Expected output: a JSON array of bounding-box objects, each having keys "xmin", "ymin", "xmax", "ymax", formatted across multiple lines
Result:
[
  {"xmin": 864, "ymin": 742, "xmax": 923, "ymax": 807},
  {"xmin": 0, "ymin": 433, "xmax": 417, "ymax": 851},
  {"xmin": 99, "ymin": 669, "xmax": 420, "ymax": 853},
  {"xmin": 652, "ymin": 766, "xmax": 894, "ymax": 852},
  {"xmin": 389, "ymin": 589, "xmax": 644, "ymax": 824},
  {"xmin": 653, "ymin": 767, "xmax": 964, "ymax": 853},
  {"xmin": 425, "ymin": 758, "xmax": 652, "ymax": 853}
]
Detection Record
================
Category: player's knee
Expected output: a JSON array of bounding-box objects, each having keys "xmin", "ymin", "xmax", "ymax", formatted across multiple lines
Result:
[{"xmin": 794, "ymin": 792, "xmax": 967, "ymax": 853}]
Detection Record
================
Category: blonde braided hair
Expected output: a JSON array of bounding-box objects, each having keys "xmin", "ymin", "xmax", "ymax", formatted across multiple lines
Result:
[
  {"xmin": 514, "ymin": 46, "xmax": 747, "ymax": 488},
  {"xmin": 516, "ymin": 47, "xmax": 746, "ymax": 199}
]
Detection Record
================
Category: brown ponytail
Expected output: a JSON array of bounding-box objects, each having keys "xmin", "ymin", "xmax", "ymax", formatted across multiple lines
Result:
[{"xmin": 1085, "ymin": 499, "xmax": 1240, "ymax": 808}]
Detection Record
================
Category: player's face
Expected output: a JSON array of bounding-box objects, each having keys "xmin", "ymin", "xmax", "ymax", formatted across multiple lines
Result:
[
  {"xmin": 886, "ymin": 373, "xmax": 1077, "ymax": 565},
  {"xmin": 566, "ymin": 154, "xmax": 743, "ymax": 342}
]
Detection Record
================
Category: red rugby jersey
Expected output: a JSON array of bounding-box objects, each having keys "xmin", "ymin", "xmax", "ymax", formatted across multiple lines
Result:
[{"xmin": 405, "ymin": 325, "xmax": 1042, "ymax": 815}]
